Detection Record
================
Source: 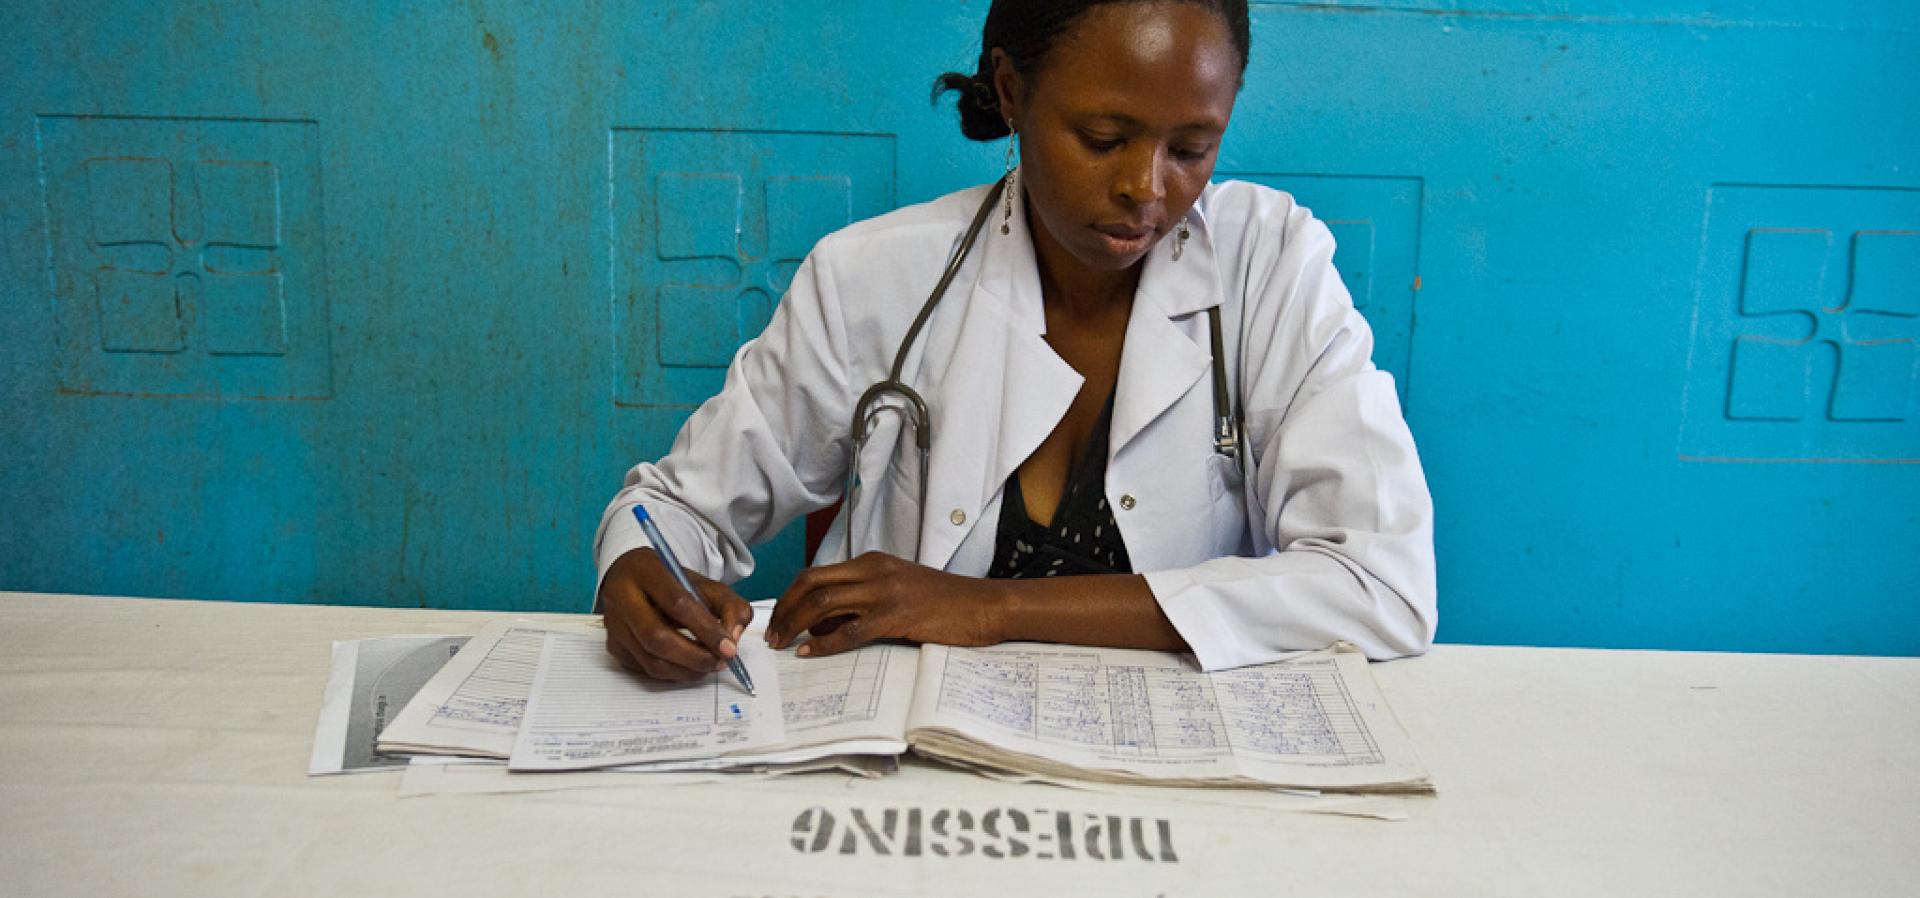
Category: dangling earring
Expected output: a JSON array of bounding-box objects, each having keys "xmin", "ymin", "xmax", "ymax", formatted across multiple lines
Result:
[
  {"xmin": 1172, "ymin": 214, "xmax": 1192, "ymax": 260},
  {"xmin": 1001, "ymin": 125, "xmax": 1019, "ymax": 235}
]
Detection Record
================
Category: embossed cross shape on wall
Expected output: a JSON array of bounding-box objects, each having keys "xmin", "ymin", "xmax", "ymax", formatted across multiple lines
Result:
[
  {"xmin": 612, "ymin": 128, "xmax": 895, "ymax": 408},
  {"xmin": 651, "ymin": 172, "xmax": 851, "ymax": 369},
  {"xmin": 1728, "ymin": 228, "xmax": 1919, "ymax": 422},
  {"xmin": 85, "ymin": 156, "xmax": 286, "ymax": 357}
]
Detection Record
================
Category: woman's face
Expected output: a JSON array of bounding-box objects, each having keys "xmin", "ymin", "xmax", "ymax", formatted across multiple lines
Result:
[{"xmin": 996, "ymin": 2, "xmax": 1241, "ymax": 274}]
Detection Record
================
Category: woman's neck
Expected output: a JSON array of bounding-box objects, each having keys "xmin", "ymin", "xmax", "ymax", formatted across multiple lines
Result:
[{"xmin": 1026, "ymin": 206, "xmax": 1141, "ymax": 323}]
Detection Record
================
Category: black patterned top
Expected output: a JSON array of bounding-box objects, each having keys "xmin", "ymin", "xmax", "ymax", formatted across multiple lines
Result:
[{"xmin": 987, "ymin": 394, "xmax": 1133, "ymax": 578}]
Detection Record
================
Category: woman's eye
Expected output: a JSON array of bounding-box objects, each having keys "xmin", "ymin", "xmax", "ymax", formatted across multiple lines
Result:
[
  {"xmin": 1173, "ymin": 144, "xmax": 1212, "ymax": 162},
  {"xmin": 1080, "ymin": 133, "xmax": 1123, "ymax": 152}
]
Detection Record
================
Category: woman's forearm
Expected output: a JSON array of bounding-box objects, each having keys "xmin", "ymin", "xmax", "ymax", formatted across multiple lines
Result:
[{"xmin": 988, "ymin": 573, "xmax": 1190, "ymax": 653}]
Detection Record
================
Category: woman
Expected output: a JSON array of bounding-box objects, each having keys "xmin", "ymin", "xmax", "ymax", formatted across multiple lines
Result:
[{"xmin": 593, "ymin": 0, "xmax": 1435, "ymax": 681}]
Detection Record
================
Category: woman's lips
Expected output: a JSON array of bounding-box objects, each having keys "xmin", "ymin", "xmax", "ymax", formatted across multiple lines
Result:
[{"xmin": 1094, "ymin": 225, "xmax": 1156, "ymax": 256}]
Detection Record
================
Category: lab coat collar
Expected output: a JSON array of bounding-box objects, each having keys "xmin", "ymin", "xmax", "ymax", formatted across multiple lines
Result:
[
  {"xmin": 917, "ymin": 181, "xmax": 1078, "ymax": 570},
  {"xmin": 914, "ymin": 180, "xmax": 1222, "ymax": 569},
  {"xmin": 972, "ymin": 176, "xmax": 1049, "ymax": 333},
  {"xmin": 1113, "ymin": 194, "xmax": 1222, "ymax": 454},
  {"xmin": 1135, "ymin": 193, "xmax": 1224, "ymax": 320}
]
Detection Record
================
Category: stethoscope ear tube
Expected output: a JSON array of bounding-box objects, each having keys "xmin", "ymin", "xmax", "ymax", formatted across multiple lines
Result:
[
  {"xmin": 882, "ymin": 177, "xmax": 1009, "ymax": 386},
  {"xmin": 843, "ymin": 177, "xmax": 1009, "ymax": 562}
]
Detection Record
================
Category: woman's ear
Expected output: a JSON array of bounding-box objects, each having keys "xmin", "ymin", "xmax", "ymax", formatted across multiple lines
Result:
[{"xmin": 989, "ymin": 48, "xmax": 1024, "ymax": 130}]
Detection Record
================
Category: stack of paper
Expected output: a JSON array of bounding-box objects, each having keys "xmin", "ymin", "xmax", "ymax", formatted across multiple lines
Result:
[
  {"xmin": 904, "ymin": 643, "xmax": 1432, "ymax": 794},
  {"xmin": 362, "ymin": 617, "xmax": 909, "ymax": 786},
  {"xmin": 308, "ymin": 635, "xmax": 471, "ymax": 775},
  {"xmin": 324, "ymin": 613, "xmax": 1431, "ymax": 797}
]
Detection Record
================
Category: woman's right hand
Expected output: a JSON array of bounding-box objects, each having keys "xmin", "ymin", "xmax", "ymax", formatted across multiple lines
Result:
[{"xmin": 597, "ymin": 548, "xmax": 754, "ymax": 682}]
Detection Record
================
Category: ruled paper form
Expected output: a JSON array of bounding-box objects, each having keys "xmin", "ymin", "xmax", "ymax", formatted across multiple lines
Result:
[
  {"xmin": 905, "ymin": 644, "xmax": 1429, "ymax": 790},
  {"xmin": 377, "ymin": 619, "xmax": 597, "ymax": 759},
  {"xmin": 507, "ymin": 631, "xmax": 785, "ymax": 771}
]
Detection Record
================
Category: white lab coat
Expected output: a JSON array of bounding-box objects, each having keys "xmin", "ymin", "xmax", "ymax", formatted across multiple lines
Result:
[{"xmin": 595, "ymin": 179, "xmax": 1436, "ymax": 670}]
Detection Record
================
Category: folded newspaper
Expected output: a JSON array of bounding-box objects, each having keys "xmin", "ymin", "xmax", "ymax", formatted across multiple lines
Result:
[{"xmin": 373, "ymin": 617, "xmax": 1430, "ymax": 794}]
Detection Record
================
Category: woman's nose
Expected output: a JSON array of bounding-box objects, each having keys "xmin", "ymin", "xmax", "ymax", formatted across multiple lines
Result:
[{"xmin": 1113, "ymin": 145, "xmax": 1167, "ymax": 208}]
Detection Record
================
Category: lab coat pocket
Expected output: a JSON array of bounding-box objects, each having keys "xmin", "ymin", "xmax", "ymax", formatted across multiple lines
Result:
[
  {"xmin": 1205, "ymin": 451, "xmax": 1246, "ymax": 504},
  {"xmin": 1204, "ymin": 451, "xmax": 1254, "ymax": 555},
  {"xmin": 846, "ymin": 410, "xmax": 922, "ymax": 559}
]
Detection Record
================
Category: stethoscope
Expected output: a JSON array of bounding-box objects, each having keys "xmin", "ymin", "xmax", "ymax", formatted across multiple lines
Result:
[{"xmin": 845, "ymin": 175, "xmax": 1245, "ymax": 561}]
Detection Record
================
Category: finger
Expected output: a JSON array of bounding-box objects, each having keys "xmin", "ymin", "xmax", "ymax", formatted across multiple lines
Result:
[
  {"xmin": 699, "ymin": 580, "xmax": 754, "ymax": 643},
  {"xmin": 616, "ymin": 583, "xmax": 729, "ymax": 676},
  {"xmin": 608, "ymin": 611, "xmax": 709, "ymax": 681},
  {"xmin": 607, "ymin": 620, "xmax": 671, "ymax": 680},
  {"xmin": 768, "ymin": 568, "xmax": 826, "ymax": 643},
  {"xmin": 636, "ymin": 558, "xmax": 737, "ymax": 660},
  {"xmin": 629, "ymin": 614, "xmax": 728, "ymax": 676},
  {"xmin": 774, "ymin": 580, "xmax": 883, "ymax": 650},
  {"xmin": 769, "ymin": 555, "xmax": 887, "ymax": 645},
  {"xmin": 601, "ymin": 558, "xmax": 712, "ymax": 680},
  {"xmin": 606, "ymin": 626, "xmax": 648, "ymax": 676},
  {"xmin": 772, "ymin": 552, "xmax": 892, "ymax": 608},
  {"xmin": 614, "ymin": 634, "xmax": 705, "ymax": 682},
  {"xmin": 645, "ymin": 649, "xmax": 711, "ymax": 682},
  {"xmin": 796, "ymin": 611, "xmax": 884, "ymax": 658}
]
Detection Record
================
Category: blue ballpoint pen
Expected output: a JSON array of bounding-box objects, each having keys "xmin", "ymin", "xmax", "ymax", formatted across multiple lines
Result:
[{"xmin": 631, "ymin": 505, "xmax": 756, "ymax": 696}]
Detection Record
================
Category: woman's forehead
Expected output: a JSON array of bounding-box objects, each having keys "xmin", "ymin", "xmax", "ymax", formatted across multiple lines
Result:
[{"xmin": 1031, "ymin": 3, "xmax": 1239, "ymax": 129}]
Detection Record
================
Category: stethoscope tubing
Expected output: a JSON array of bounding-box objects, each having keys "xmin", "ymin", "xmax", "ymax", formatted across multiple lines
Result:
[
  {"xmin": 842, "ymin": 175, "xmax": 1245, "ymax": 562},
  {"xmin": 844, "ymin": 177, "xmax": 1008, "ymax": 561}
]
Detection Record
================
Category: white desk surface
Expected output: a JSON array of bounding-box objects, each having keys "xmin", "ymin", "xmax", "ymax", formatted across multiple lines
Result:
[{"xmin": 1, "ymin": 591, "xmax": 1915, "ymax": 897}]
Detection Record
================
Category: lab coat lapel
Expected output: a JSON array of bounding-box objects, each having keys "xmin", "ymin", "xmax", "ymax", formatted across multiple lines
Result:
[
  {"xmin": 1111, "ymin": 208, "xmax": 1221, "ymax": 457},
  {"xmin": 916, "ymin": 185, "xmax": 1080, "ymax": 571}
]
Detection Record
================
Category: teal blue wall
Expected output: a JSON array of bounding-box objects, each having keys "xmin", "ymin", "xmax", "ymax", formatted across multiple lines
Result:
[{"xmin": 2, "ymin": 2, "xmax": 1915, "ymax": 654}]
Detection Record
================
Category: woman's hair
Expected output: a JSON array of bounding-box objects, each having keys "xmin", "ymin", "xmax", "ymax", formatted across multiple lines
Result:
[{"xmin": 934, "ymin": 0, "xmax": 1252, "ymax": 142}]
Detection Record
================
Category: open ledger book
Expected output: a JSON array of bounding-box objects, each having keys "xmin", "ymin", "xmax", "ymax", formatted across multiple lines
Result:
[{"xmin": 378, "ymin": 617, "xmax": 1430, "ymax": 794}]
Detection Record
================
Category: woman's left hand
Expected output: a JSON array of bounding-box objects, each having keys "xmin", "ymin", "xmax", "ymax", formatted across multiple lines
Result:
[{"xmin": 765, "ymin": 552, "xmax": 1007, "ymax": 657}]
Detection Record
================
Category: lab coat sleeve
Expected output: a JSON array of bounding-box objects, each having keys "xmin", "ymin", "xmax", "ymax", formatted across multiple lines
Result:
[
  {"xmin": 1144, "ymin": 205, "xmax": 1437, "ymax": 668},
  {"xmin": 591, "ymin": 247, "xmax": 854, "ymax": 605}
]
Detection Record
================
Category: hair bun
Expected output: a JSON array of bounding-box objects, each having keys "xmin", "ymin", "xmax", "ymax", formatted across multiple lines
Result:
[
  {"xmin": 934, "ymin": 1, "xmax": 1251, "ymax": 144},
  {"xmin": 933, "ymin": 67, "xmax": 1012, "ymax": 142}
]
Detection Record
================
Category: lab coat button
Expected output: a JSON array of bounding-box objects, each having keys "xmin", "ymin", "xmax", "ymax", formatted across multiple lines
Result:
[
  {"xmin": 950, "ymin": 509, "xmax": 967, "ymax": 526},
  {"xmin": 1119, "ymin": 494, "xmax": 1136, "ymax": 510}
]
